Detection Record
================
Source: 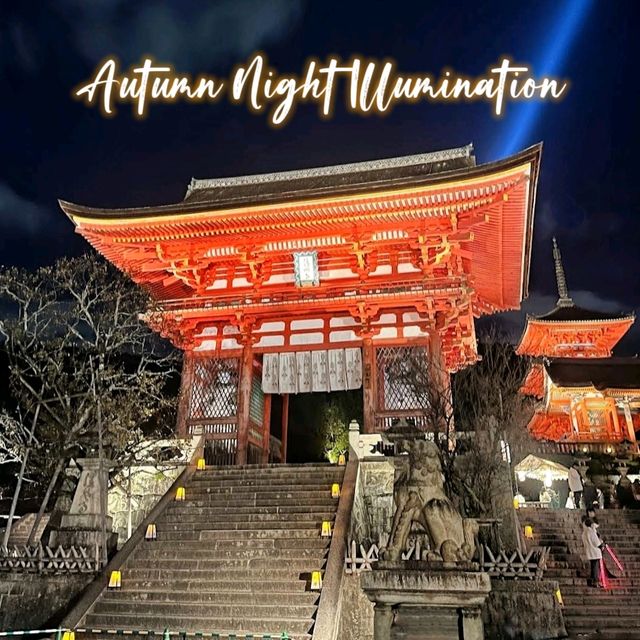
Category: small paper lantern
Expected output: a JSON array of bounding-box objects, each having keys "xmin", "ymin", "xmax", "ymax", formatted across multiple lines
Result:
[
  {"xmin": 337, "ymin": 454, "xmax": 346, "ymax": 466},
  {"xmin": 513, "ymin": 496, "xmax": 520, "ymax": 510},
  {"xmin": 555, "ymin": 588, "xmax": 564, "ymax": 607},
  {"xmin": 582, "ymin": 445, "xmax": 589, "ymax": 453},
  {"xmin": 321, "ymin": 521, "xmax": 332, "ymax": 537},
  {"xmin": 311, "ymin": 570, "xmax": 323, "ymax": 590},
  {"xmin": 145, "ymin": 523, "xmax": 157, "ymax": 541},
  {"xmin": 524, "ymin": 525, "xmax": 534, "ymax": 539},
  {"xmin": 108, "ymin": 570, "xmax": 122, "ymax": 589},
  {"xmin": 62, "ymin": 631, "xmax": 75, "ymax": 640},
  {"xmin": 331, "ymin": 483, "xmax": 340, "ymax": 499},
  {"xmin": 197, "ymin": 458, "xmax": 206, "ymax": 470},
  {"xmin": 175, "ymin": 486, "xmax": 186, "ymax": 501},
  {"xmin": 606, "ymin": 445, "xmax": 614, "ymax": 454}
]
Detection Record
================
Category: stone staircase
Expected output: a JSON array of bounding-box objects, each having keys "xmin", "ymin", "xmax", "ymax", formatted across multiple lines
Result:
[
  {"xmin": 5, "ymin": 512, "xmax": 51, "ymax": 545},
  {"xmin": 76, "ymin": 463, "xmax": 345, "ymax": 639},
  {"xmin": 519, "ymin": 508, "xmax": 640, "ymax": 640}
]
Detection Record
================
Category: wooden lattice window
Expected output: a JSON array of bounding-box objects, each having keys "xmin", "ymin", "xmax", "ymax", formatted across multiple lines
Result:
[
  {"xmin": 189, "ymin": 357, "xmax": 239, "ymax": 420},
  {"xmin": 376, "ymin": 345, "xmax": 429, "ymax": 411}
]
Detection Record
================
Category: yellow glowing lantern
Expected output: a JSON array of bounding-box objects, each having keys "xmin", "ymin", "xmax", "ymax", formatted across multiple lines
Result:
[
  {"xmin": 582, "ymin": 445, "xmax": 589, "ymax": 453},
  {"xmin": 524, "ymin": 525, "xmax": 534, "ymax": 539},
  {"xmin": 555, "ymin": 588, "xmax": 564, "ymax": 607},
  {"xmin": 108, "ymin": 570, "xmax": 122, "ymax": 589},
  {"xmin": 513, "ymin": 496, "xmax": 520, "ymax": 510},
  {"xmin": 145, "ymin": 523, "xmax": 157, "ymax": 541},
  {"xmin": 321, "ymin": 521, "xmax": 332, "ymax": 537},
  {"xmin": 197, "ymin": 458, "xmax": 206, "ymax": 470},
  {"xmin": 331, "ymin": 483, "xmax": 341, "ymax": 498},
  {"xmin": 311, "ymin": 571, "xmax": 323, "ymax": 590},
  {"xmin": 337, "ymin": 454, "xmax": 346, "ymax": 466},
  {"xmin": 606, "ymin": 445, "xmax": 614, "ymax": 454},
  {"xmin": 62, "ymin": 631, "xmax": 75, "ymax": 640},
  {"xmin": 175, "ymin": 487, "xmax": 186, "ymax": 501}
]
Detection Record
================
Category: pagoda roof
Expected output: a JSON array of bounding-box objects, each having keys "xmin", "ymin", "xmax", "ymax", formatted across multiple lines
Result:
[
  {"xmin": 59, "ymin": 143, "xmax": 536, "ymax": 221},
  {"xmin": 532, "ymin": 304, "xmax": 634, "ymax": 323},
  {"xmin": 545, "ymin": 357, "xmax": 640, "ymax": 391}
]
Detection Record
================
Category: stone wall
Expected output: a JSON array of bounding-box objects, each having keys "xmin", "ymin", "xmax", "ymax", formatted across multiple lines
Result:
[
  {"xmin": 349, "ymin": 458, "xmax": 394, "ymax": 546},
  {"xmin": 335, "ymin": 573, "xmax": 374, "ymax": 640},
  {"xmin": 483, "ymin": 579, "xmax": 567, "ymax": 640},
  {"xmin": 0, "ymin": 572, "xmax": 95, "ymax": 630}
]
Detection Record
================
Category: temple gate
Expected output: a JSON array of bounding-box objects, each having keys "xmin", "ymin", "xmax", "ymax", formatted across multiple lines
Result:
[{"xmin": 60, "ymin": 143, "xmax": 541, "ymax": 465}]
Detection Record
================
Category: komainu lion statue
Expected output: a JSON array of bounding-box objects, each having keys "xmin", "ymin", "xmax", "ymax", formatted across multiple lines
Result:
[{"xmin": 384, "ymin": 438, "xmax": 478, "ymax": 563}]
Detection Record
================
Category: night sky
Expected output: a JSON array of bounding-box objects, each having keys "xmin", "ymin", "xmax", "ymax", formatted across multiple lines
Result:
[{"xmin": 1, "ymin": 1, "xmax": 638, "ymax": 350}]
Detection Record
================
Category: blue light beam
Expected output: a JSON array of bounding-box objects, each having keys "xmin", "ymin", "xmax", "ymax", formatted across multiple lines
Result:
[{"xmin": 492, "ymin": 0, "xmax": 594, "ymax": 160}]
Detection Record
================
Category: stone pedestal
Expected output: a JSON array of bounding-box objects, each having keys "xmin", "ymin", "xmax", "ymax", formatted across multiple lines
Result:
[
  {"xmin": 361, "ymin": 562, "xmax": 491, "ymax": 640},
  {"xmin": 48, "ymin": 458, "xmax": 117, "ymax": 554}
]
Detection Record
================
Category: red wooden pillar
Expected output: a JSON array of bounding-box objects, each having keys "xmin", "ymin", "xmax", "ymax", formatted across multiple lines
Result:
[
  {"xmin": 362, "ymin": 339, "xmax": 376, "ymax": 433},
  {"xmin": 261, "ymin": 394, "xmax": 272, "ymax": 464},
  {"xmin": 176, "ymin": 351, "xmax": 194, "ymax": 437},
  {"xmin": 236, "ymin": 342, "xmax": 253, "ymax": 465},
  {"xmin": 281, "ymin": 394, "xmax": 289, "ymax": 463}
]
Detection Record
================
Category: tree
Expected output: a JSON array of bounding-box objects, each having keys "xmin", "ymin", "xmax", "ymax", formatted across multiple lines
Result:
[
  {"xmin": 0, "ymin": 253, "xmax": 180, "ymax": 549},
  {"xmin": 387, "ymin": 329, "xmax": 533, "ymax": 520}
]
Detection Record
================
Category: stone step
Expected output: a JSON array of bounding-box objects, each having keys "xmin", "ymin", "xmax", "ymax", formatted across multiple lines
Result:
[
  {"xmin": 164, "ymin": 503, "xmax": 338, "ymax": 515},
  {"xmin": 124, "ymin": 557, "xmax": 325, "ymax": 571},
  {"xmin": 167, "ymin": 496, "xmax": 339, "ymax": 508},
  {"xmin": 140, "ymin": 536, "xmax": 329, "ymax": 550},
  {"xmin": 91, "ymin": 600, "xmax": 318, "ymax": 620},
  {"xmin": 160, "ymin": 519, "xmax": 330, "ymax": 532},
  {"xmin": 157, "ymin": 528, "xmax": 322, "ymax": 541},
  {"xmin": 117, "ymin": 578, "xmax": 311, "ymax": 593},
  {"xmin": 132, "ymin": 547, "xmax": 328, "ymax": 561},
  {"xmin": 82, "ymin": 612, "xmax": 314, "ymax": 635},
  {"xmin": 183, "ymin": 487, "xmax": 339, "ymax": 498},
  {"xmin": 160, "ymin": 511, "xmax": 337, "ymax": 524},
  {"xmin": 100, "ymin": 590, "xmax": 319, "ymax": 606},
  {"xmin": 121, "ymin": 566, "xmax": 322, "ymax": 581},
  {"xmin": 190, "ymin": 472, "xmax": 344, "ymax": 485}
]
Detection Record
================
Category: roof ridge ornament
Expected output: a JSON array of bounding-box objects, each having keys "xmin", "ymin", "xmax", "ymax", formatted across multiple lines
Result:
[
  {"xmin": 188, "ymin": 144, "xmax": 474, "ymax": 191},
  {"xmin": 552, "ymin": 237, "xmax": 573, "ymax": 308}
]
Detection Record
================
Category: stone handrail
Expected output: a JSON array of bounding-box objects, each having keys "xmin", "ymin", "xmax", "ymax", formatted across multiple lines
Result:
[
  {"xmin": 311, "ymin": 455, "xmax": 358, "ymax": 640},
  {"xmin": 61, "ymin": 435, "xmax": 203, "ymax": 629}
]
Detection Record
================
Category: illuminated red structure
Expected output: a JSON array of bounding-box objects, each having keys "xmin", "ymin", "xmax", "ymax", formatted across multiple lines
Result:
[
  {"xmin": 61, "ymin": 144, "xmax": 540, "ymax": 464},
  {"xmin": 517, "ymin": 239, "xmax": 638, "ymax": 446}
]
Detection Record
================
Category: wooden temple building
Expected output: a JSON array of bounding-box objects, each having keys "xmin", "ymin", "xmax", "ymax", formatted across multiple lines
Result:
[
  {"xmin": 517, "ymin": 238, "xmax": 640, "ymax": 448},
  {"xmin": 60, "ymin": 143, "xmax": 541, "ymax": 465}
]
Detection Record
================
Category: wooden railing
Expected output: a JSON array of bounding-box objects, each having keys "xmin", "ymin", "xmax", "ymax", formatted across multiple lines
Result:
[
  {"xmin": 343, "ymin": 540, "xmax": 549, "ymax": 580},
  {"xmin": 0, "ymin": 544, "xmax": 100, "ymax": 573},
  {"xmin": 478, "ymin": 544, "xmax": 549, "ymax": 579}
]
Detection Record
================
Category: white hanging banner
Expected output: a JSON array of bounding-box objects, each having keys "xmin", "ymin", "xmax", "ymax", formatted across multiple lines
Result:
[
  {"xmin": 279, "ymin": 352, "xmax": 298, "ymax": 394},
  {"xmin": 312, "ymin": 350, "xmax": 330, "ymax": 392},
  {"xmin": 261, "ymin": 348, "xmax": 362, "ymax": 394},
  {"xmin": 345, "ymin": 347, "xmax": 363, "ymax": 389},
  {"xmin": 296, "ymin": 351, "xmax": 312, "ymax": 393},
  {"xmin": 328, "ymin": 348, "xmax": 346, "ymax": 391},
  {"xmin": 262, "ymin": 353, "xmax": 280, "ymax": 394}
]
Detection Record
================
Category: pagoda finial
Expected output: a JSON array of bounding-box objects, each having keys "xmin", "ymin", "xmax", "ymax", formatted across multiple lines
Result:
[{"xmin": 552, "ymin": 237, "xmax": 573, "ymax": 307}]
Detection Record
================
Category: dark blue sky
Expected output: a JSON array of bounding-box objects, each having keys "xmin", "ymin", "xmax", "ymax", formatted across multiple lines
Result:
[{"xmin": 1, "ymin": 0, "xmax": 638, "ymax": 349}]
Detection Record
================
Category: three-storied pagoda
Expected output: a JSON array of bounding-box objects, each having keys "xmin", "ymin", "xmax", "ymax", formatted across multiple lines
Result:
[
  {"xmin": 60, "ymin": 144, "xmax": 541, "ymax": 465},
  {"xmin": 517, "ymin": 239, "xmax": 639, "ymax": 447}
]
